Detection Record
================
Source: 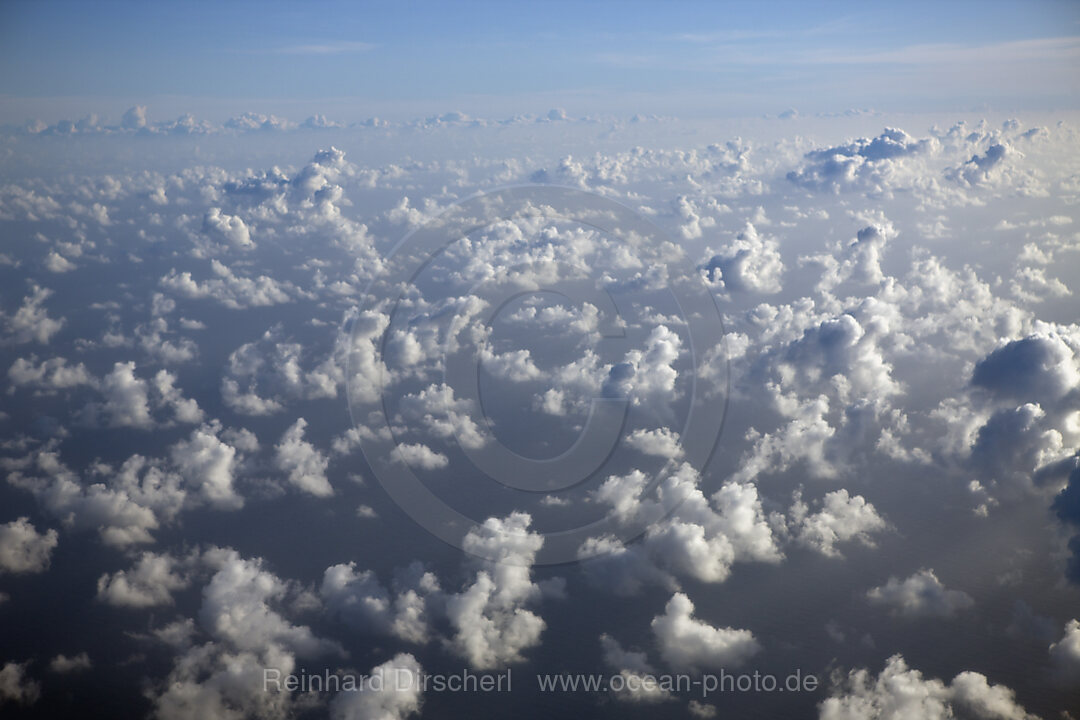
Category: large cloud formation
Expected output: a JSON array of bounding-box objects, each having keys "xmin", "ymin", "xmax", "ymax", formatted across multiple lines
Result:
[{"xmin": 0, "ymin": 112, "xmax": 1077, "ymax": 717}]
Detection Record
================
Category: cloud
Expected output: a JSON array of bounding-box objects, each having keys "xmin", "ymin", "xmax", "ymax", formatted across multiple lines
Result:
[
  {"xmin": 198, "ymin": 548, "xmax": 341, "ymax": 657},
  {"xmin": 275, "ymin": 41, "xmax": 375, "ymax": 55},
  {"xmin": 947, "ymin": 143, "xmax": 1021, "ymax": 187},
  {"xmin": 274, "ymin": 419, "xmax": 333, "ymax": 497},
  {"xmin": 0, "ymin": 517, "xmax": 58, "ymax": 574},
  {"xmin": 1048, "ymin": 619, "xmax": 1080, "ymax": 686},
  {"xmin": 820, "ymin": 654, "xmax": 1036, "ymax": 720},
  {"xmin": 599, "ymin": 634, "xmax": 673, "ymax": 704},
  {"xmin": 8, "ymin": 356, "xmax": 94, "ymax": 392},
  {"xmin": 394, "ymin": 383, "xmax": 487, "ymax": 451},
  {"xmin": 202, "ymin": 208, "xmax": 253, "ymax": 249},
  {"xmin": 321, "ymin": 562, "xmax": 439, "ymax": 644},
  {"xmin": 44, "ymin": 251, "xmax": 75, "ymax": 272},
  {"xmin": 224, "ymin": 113, "xmax": 294, "ymax": 133},
  {"xmin": 1053, "ymin": 462, "xmax": 1080, "ymax": 582},
  {"xmin": 624, "ymin": 427, "xmax": 684, "ymax": 459},
  {"xmin": 2, "ymin": 106, "xmax": 1079, "ymax": 717},
  {"xmin": 866, "ymin": 569, "xmax": 974, "ymax": 618},
  {"xmin": 583, "ymin": 463, "xmax": 781, "ymax": 591},
  {"xmin": 121, "ymin": 105, "xmax": 148, "ymax": 130},
  {"xmin": 88, "ymin": 361, "xmax": 153, "ymax": 428},
  {"xmin": 445, "ymin": 513, "xmax": 548, "ymax": 669},
  {"xmin": 393, "ymin": 443, "xmax": 449, "ymax": 471},
  {"xmin": 972, "ymin": 332, "xmax": 1079, "ymax": 406},
  {"xmin": 152, "ymin": 370, "xmax": 205, "ymax": 424},
  {"xmin": 330, "ymin": 653, "xmax": 424, "ymax": 720},
  {"xmin": 0, "ymin": 662, "xmax": 40, "ymax": 706},
  {"xmin": 602, "ymin": 325, "xmax": 683, "ymax": 407},
  {"xmin": 651, "ymin": 592, "xmax": 760, "ymax": 672},
  {"xmin": 97, "ymin": 551, "xmax": 193, "ymax": 607},
  {"xmin": 171, "ymin": 425, "xmax": 245, "ymax": 510},
  {"xmin": 147, "ymin": 547, "xmax": 342, "ymax": 720},
  {"xmin": 701, "ymin": 222, "xmax": 785, "ymax": 294},
  {"xmin": 787, "ymin": 128, "xmax": 937, "ymax": 194},
  {"xmin": 3, "ymin": 285, "xmax": 64, "ymax": 344},
  {"xmin": 48, "ymin": 653, "xmax": 92, "ymax": 674},
  {"xmin": 791, "ymin": 489, "xmax": 888, "ymax": 557},
  {"xmin": 221, "ymin": 324, "xmax": 347, "ymax": 415},
  {"xmin": 7, "ymin": 446, "xmax": 175, "ymax": 547},
  {"xmin": 801, "ymin": 223, "xmax": 895, "ymax": 294},
  {"xmin": 160, "ymin": 260, "xmax": 298, "ymax": 309}
]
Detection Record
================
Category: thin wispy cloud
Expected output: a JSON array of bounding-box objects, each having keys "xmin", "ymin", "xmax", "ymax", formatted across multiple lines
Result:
[
  {"xmin": 274, "ymin": 41, "xmax": 375, "ymax": 55},
  {"xmin": 805, "ymin": 35, "xmax": 1080, "ymax": 65}
]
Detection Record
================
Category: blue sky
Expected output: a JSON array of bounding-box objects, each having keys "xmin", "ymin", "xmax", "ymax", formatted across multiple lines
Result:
[{"xmin": 1, "ymin": 0, "xmax": 1078, "ymax": 119}]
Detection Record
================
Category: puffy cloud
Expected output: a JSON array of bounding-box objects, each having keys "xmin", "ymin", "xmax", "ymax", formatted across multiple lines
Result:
[
  {"xmin": 602, "ymin": 325, "xmax": 683, "ymax": 407},
  {"xmin": 134, "ymin": 318, "xmax": 199, "ymax": 364},
  {"xmin": 321, "ymin": 562, "xmax": 439, "ymax": 644},
  {"xmin": 701, "ymin": 222, "xmax": 784, "ymax": 294},
  {"xmin": 1011, "ymin": 266, "xmax": 1072, "ymax": 304},
  {"xmin": 198, "ymin": 548, "xmax": 340, "ymax": 657},
  {"xmin": 0, "ymin": 662, "xmax": 40, "ymax": 706},
  {"xmin": 866, "ymin": 569, "xmax": 974, "ymax": 618},
  {"xmin": 651, "ymin": 592, "xmax": 760, "ymax": 673},
  {"xmin": 787, "ymin": 128, "xmax": 937, "ymax": 194},
  {"xmin": 3, "ymin": 284, "xmax": 64, "ymax": 344},
  {"xmin": 394, "ymin": 383, "xmax": 487, "ymax": 451},
  {"xmin": 202, "ymin": 208, "xmax": 253, "ymax": 249},
  {"xmin": 600, "ymin": 633, "xmax": 673, "ymax": 704},
  {"xmin": 968, "ymin": 403, "xmax": 1068, "ymax": 489},
  {"xmin": 625, "ymin": 427, "xmax": 684, "ymax": 459},
  {"xmin": 121, "ymin": 105, "xmax": 148, "ymax": 130},
  {"xmin": 152, "ymin": 370, "xmax": 205, "ymax": 424},
  {"xmin": 7, "ymin": 447, "xmax": 177, "ymax": 547},
  {"xmin": 89, "ymin": 361, "xmax": 153, "ymax": 428},
  {"xmin": 791, "ymin": 489, "xmax": 888, "ymax": 557},
  {"xmin": 225, "ymin": 112, "xmax": 294, "ymax": 133},
  {"xmin": 1053, "ymin": 462, "xmax": 1080, "ymax": 582},
  {"xmin": 7, "ymin": 426, "xmax": 252, "ymax": 549},
  {"xmin": 221, "ymin": 324, "xmax": 346, "ymax": 415},
  {"xmin": 583, "ymin": 463, "xmax": 781, "ymax": 591},
  {"xmin": 801, "ymin": 223, "xmax": 895, "ymax": 294},
  {"xmin": 776, "ymin": 312, "xmax": 900, "ymax": 404},
  {"xmin": 151, "ymin": 642, "xmax": 299, "ymax": 720},
  {"xmin": 330, "ymin": 653, "xmax": 424, "ymax": 720},
  {"xmin": 819, "ymin": 654, "xmax": 1036, "ymax": 720},
  {"xmin": 972, "ymin": 332, "xmax": 1079, "ymax": 406},
  {"xmin": 48, "ymin": 653, "xmax": 92, "ymax": 674},
  {"xmin": 148, "ymin": 548, "xmax": 341, "ymax": 720},
  {"xmin": 171, "ymin": 425, "xmax": 245, "ymax": 509},
  {"xmin": 445, "ymin": 513, "xmax": 548, "ymax": 669},
  {"xmin": 8, "ymin": 355, "xmax": 94, "ymax": 391},
  {"xmin": 688, "ymin": 700, "xmax": 719, "ymax": 718},
  {"xmin": 674, "ymin": 195, "xmax": 718, "ymax": 240},
  {"xmin": 44, "ymin": 251, "xmax": 76, "ymax": 272},
  {"xmin": 274, "ymin": 419, "xmax": 333, "ymax": 497},
  {"xmin": 946, "ymin": 143, "xmax": 1021, "ymax": 187},
  {"xmin": 0, "ymin": 516, "xmax": 58, "ymax": 574},
  {"xmin": 1048, "ymin": 619, "xmax": 1080, "ymax": 685},
  {"xmin": 97, "ymin": 551, "xmax": 193, "ymax": 607},
  {"xmin": 160, "ymin": 260, "xmax": 297, "ymax": 309},
  {"xmin": 479, "ymin": 346, "xmax": 543, "ymax": 382},
  {"xmin": 730, "ymin": 395, "xmax": 840, "ymax": 482},
  {"xmin": 302, "ymin": 114, "xmax": 344, "ymax": 129},
  {"xmin": 392, "ymin": 443, "xmax": 449, "ymax": 470}
]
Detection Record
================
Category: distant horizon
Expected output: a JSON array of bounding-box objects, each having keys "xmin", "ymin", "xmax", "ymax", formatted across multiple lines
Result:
[{"xmin": 1, "ymin": 3, "xmax": 1078, "ymax": 720}]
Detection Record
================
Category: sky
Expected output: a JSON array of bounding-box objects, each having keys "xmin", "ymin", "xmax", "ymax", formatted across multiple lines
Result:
[
  {"xmin": 1, "ymin": 3, "xmax": 1080, "ymax": 720},
  {"xmin": 1, "ymin": 0, "xmax": 1078, "ymax": 122}
]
